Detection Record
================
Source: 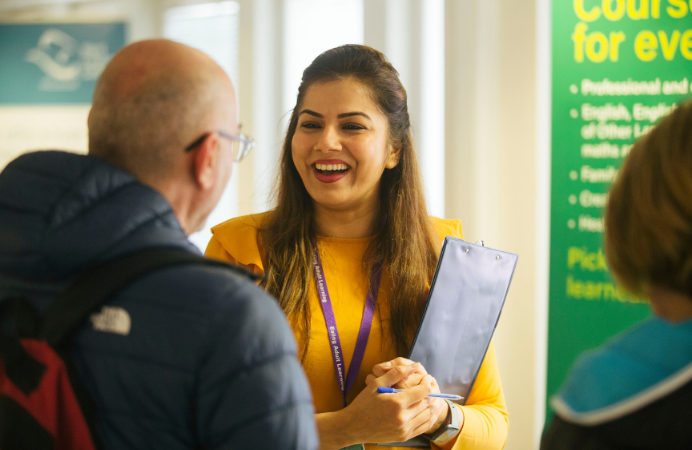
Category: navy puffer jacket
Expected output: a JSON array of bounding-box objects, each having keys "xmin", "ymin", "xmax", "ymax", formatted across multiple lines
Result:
[{"xmin": 0, "ymin": 151, "xmax": 318, "ymax": 449}]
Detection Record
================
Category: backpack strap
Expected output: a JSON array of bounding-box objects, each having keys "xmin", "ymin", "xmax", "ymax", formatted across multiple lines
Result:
[
  {"xmin": 39, "ymin": 247, "xmax": 261, "ymax": 348},
  {"xmin": 0, "ymin": 296, "xmax": 41, "ymax": 338},
  {"xmin": 0, "ymin": 298, "xmax": 46, "ymax": 394}
]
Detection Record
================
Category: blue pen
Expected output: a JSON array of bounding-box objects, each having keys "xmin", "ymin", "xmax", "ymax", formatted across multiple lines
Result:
[{"xmin": 377, "ymin": 387, "xmax": 463, "ymax": 400}]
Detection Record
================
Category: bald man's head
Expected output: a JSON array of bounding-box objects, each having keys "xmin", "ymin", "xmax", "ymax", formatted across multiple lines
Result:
[{"xmin": 88, "ymin": 39, "xmax": 236, "ymax": 182}]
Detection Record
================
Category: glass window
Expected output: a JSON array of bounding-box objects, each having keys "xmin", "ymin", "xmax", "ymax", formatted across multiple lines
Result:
[
  {"xmin": 283, "ymin": 0, "xmax": 363, "ymax": 112},
  {"xmin": 163, "ymin": 1, "xmax": 240, "ymax": 251},
  {"xmin": 164, "ymin": 1, "xmax": 240, "ymax": 85}
]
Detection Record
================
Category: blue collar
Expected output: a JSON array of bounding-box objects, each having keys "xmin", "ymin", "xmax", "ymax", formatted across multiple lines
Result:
[{"xmin": 553, "ymin": 316, "xmax": 692, "ymax": 424}]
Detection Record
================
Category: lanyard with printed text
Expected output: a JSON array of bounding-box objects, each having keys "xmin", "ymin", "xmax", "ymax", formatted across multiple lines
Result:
[{"xmin": 312, "ymin": 247, "xmax": 382, "ymax": 408}]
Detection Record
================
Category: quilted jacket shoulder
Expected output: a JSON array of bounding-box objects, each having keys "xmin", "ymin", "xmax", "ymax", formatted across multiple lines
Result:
[{"xmin": 0, "ymin": 151, "xmax": 317, "ymax": 450}]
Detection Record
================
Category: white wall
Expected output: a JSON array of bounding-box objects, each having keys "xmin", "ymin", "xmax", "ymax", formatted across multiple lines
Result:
[
  {"xmin": 445, "ymin": 1, "xmax": 542, "ymax": 449},
  {"xmin": 364, "ymin": 0, "xmax": 446, "ymax": 218}
]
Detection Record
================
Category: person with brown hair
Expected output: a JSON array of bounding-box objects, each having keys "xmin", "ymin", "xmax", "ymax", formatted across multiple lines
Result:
[
  {"xmin": 541, "ymin": 100, "xmax": 692, "ymax": 450},
  {"xmin": 206, "ymin": 45, "xmax": 508, "ymax": 449}
]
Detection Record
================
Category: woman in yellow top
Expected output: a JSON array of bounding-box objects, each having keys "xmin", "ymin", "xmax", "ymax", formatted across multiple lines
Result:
[{"xmin": 206, "ymin": 45, "xmax": 508, "ymax": 449}]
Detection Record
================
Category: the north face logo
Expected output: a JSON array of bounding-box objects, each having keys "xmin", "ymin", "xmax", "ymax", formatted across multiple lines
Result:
[{"xmin": 90, "ymin": 306, "xmax": 131, "ymax": 335}]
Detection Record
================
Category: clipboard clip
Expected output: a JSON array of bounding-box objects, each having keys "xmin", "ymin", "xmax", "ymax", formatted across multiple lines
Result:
[{"xmin": 475, "ymin": 239, "xmax": 485, "ymax": 247}]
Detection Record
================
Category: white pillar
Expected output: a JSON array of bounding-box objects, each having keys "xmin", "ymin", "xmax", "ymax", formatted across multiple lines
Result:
[
  {"xmin": 236, "ymin": 0, "xmax": 257, "ymax": 216},
  {"xmin": 127, "ymin": 0, "xmax": 165, "ymax": 41},
  {"xmin": 444, "ymin": 0, "xmax": 478, "ymax": 232},
  {"xmin": 363, "ymin": 0, "xmax": 445, "ymax": 217},
  {"xmin": 418, "ymin": 0, "xmax": 445, "ymax": 217},
  {"xmin": 363, "ymin": 0, "xmax": 386, "ymax": 53},
  {"xmin": 249, "ymin": 0, "xmax": 284, "ymax": 213},
  {"xmin": 445, "ymin": 0, "xmax": 542, "ymax": 449},
  {"xmin": 475, "ymin": 0, "xmax": 502, "ymax": 241}
]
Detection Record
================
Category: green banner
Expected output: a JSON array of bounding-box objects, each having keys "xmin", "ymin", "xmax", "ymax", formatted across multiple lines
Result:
[{"xmin": 548, "ymin": 0, "xmax": 692, "ymax": 423}]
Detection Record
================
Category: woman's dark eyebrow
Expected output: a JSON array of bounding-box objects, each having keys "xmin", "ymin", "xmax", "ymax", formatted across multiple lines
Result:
[
  {"xmin": 298, "ymin": 110, "xmax": 371, "ymax": 121},
  {"xmin": 338, "ymin": 112, "xmax": 371, "ymax": 120},
  {"xmin": 298, "ymin": 109, "xmax": 323, "ymax": 118}
]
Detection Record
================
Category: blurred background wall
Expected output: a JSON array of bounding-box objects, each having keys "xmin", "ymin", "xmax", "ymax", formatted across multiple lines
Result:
[{"xmin": 0, "ymin": 0, "xmax": 544, "ymax": 448}]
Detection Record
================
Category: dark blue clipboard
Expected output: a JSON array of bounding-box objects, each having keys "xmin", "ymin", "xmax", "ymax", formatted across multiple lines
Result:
[
  {"xmin": 408, "ymin": 237, "xmax": 518, "ymax": 403},
  {"xmin": 377, "ymin": 237, "xmax": 518, "ymax": 448}
]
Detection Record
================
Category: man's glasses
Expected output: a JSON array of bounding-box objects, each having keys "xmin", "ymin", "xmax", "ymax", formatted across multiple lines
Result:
[{"xmin": 184, "ymin": 130, "xmax": 255, "ymax": 162}]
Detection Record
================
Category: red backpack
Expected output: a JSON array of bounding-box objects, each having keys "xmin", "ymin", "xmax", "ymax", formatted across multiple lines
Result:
[{"xmin": 0, "ymin": 248, "xmax": 258, "ymax": 450}]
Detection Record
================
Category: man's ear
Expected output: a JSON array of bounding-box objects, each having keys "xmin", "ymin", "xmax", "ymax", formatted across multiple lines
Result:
[
  {"xmin": 385, "ymin": 143, "xmax": 402, "ymax": 169},
  {"xmin": 191, "ymin": 132, "xmax": 221, "ymax": 190}
]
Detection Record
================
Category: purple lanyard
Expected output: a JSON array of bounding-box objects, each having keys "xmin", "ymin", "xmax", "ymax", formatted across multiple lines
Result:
[{"xmin": 312, "ymin": 247, "xmax": 382, "ymax": 408}]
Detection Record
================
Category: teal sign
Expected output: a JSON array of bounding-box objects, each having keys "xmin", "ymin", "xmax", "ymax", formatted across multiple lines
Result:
[{"xmin": 0, "ymin": 23, "xmax": 126, "ymax": 104}]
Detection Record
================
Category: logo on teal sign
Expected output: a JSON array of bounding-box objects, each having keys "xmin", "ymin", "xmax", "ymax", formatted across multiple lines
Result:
[
  {"xmin": 0, "ymin": 23, "xmax": 126, "ymax": 104},
  {"xmin": 26, "ymin": 28, "xmax": 113, "ymax": 92}
]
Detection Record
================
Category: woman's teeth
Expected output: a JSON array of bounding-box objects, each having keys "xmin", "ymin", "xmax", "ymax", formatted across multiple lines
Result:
[{"xmin": 315, "ymin": 163, "xmax": 349, "ymax": 171}]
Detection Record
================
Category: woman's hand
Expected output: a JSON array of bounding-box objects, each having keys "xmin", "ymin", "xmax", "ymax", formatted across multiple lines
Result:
[
  {"xmin": 366, "ymin": 358, "xmax": 449, "ymax": 436},
  {"xmin": 317, "ymin": 363, "xmax": 444, "ymax": 449},
  {"xmin": 368, "ymin": 357, "xmax": 428, "ymax": 389}
]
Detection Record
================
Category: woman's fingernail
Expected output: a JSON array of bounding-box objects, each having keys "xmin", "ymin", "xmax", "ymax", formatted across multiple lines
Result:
[{"xmin": 382, "ymin": 361, "xmax": 391, "ymax": 367}]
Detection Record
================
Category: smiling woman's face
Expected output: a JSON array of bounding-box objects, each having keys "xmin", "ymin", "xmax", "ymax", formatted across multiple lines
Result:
[{"xmin": 292, "ymin": 78, "xmax": 399, "ymax": 213}]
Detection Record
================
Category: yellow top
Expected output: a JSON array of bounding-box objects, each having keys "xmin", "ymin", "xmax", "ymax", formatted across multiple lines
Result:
[{"xmin": 206, "ymin": 213, "xmax": 509, "ymax": 450}]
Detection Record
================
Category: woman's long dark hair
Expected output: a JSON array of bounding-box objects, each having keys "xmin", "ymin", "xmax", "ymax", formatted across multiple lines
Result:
[{"xmin": 260, "ymin": 45, "xmax": 439, "ymax": 357}]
